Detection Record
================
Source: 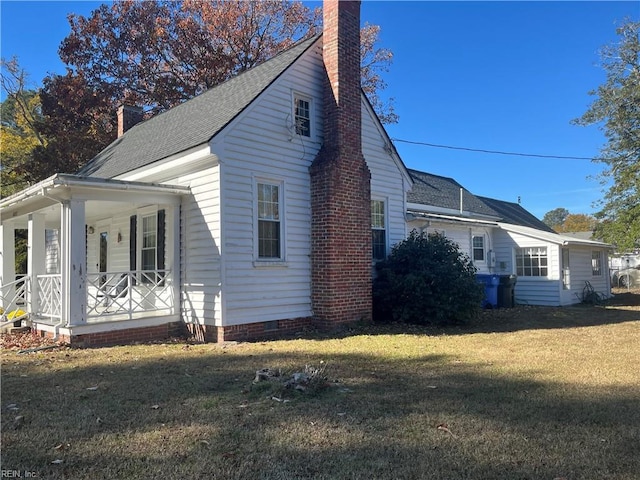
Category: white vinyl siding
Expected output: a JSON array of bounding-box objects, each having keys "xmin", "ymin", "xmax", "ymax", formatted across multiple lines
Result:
[
  {"xmin": 178, "ymin": 165, "xmax": 223, "ymax": 326},
  {"xmin": 216, "ymin": 42, "xmax": 324, "ymax": 325},
  {"xmin": 362, "ymin": 99, "xmax": 410, "ymax": 254}
]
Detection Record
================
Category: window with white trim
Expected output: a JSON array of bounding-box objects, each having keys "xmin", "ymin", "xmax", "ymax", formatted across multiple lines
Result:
[
  {"xmin": 141, "ymin": 214, "xmax": 157, "ymax": 272},
  {"xmin": 515, "ymin": 247, "xmax": 548, "ymax": 277},
  {"xmin": 592, "ymin": 251, "xmax": 602, "ymax": 276},
  {"xmin": 294, "ymin": 94, "xmax": 311, "ymax": 137},
  {"xmin": 371, "ymin": 199, "xmax": 386, "ymax": 261},
  {"xmin": 472, "ymin": 235, "xmax": 485, "ymax": 262},
  {"xmin": 257, "ymin": 181, "xmax": 282, "ymax": 259}
]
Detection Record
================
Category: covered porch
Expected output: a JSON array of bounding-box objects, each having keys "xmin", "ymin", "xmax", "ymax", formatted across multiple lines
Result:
[{"xmin": 1, "ymin": 174, "xmax": 190, "ymax": 344}]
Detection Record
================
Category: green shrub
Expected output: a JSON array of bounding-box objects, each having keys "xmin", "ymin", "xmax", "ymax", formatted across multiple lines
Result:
[{"xmin": 373, "ymin": 231, "xmax": 484, "ymax": 325}]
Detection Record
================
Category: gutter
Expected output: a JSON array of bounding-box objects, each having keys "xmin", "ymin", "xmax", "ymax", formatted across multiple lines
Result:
[{"xmin": 1, "ymin": 174, "xmax": 190, "ymax": 214}]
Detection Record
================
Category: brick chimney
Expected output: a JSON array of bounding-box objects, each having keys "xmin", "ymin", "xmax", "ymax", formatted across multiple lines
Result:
[
  {"xmin": 117, "ymin": 104, "xmax": 143, "ymax": 137},
  {"xmin": 310, "ymin": 0, "xmax": 372, "ymax": 328}
]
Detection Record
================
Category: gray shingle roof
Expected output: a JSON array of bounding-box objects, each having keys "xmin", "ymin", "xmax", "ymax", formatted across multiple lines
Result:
[
  {"xmin": 407, "ymin": 169, "xmax": 500, "ymax": 218},
  {"xmin": 477, "ymin": 196, "xmax": 556, "ymax": 232},
  {"xmin": 79, "ymin": 34, "xmax": 320, "ymax": 179}
]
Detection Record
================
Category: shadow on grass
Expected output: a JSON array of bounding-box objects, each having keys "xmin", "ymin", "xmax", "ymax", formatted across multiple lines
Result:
[
  {"xmin": 362, "ymin": 296, "xmax": 640, "ymax": 338},
  {"xmin": 2, "ymin": 343, "xmax": 639, "ymax": 479}
]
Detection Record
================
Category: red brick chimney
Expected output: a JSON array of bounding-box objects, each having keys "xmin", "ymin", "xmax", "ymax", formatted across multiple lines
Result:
[
  {"xmin": 117, "ymin": 104, "xmax": 143, "ymax": 137},
  {"xmin": 310, "ymin": 0, "xmax": 372, "ymax": 328}
]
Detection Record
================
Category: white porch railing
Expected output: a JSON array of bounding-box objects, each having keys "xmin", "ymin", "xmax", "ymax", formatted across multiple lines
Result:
[
  {"xmin": 0, "ymin": 275, "xmax": 29, "ymax": 327},
  {"xmin": 37, "ymin": 274, "xmax": 63, "ymax": 321},
  {"xmin": 86, "ymin": 270, "xmax": 173, "ymax": 322},
  {"xmin": 5, "ymin": 270, "xmax": 174, "ymax": 325}
]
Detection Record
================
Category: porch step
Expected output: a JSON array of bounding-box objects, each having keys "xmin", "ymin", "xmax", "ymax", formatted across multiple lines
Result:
[
  {"xmin": 9, "ymin": 326, "xmax": 31, "ymax": 334},
  {"xmin": 0, "ymin": 317, "xmax": 29, "ymax": 330}
]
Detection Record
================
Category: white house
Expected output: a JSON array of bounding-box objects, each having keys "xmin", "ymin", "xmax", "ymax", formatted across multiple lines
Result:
[
  {"xmin": 0, "ymin": 0, "xmax": 412, "ymax": 345},
  {"xmin": 406, "ymin": 169, "xmax": 612, "ymax": 306}
]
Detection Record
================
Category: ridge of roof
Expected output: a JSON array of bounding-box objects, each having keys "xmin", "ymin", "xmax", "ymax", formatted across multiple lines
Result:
[
  {"xmin": 79, "ymin": 34, "xmax": 321, "ymax": 179},
  {"xmin": 477, "ymin": 195, "xmax": 555, "ymax": 233},
  {"xmin": 407, "ymin": 168, "xmax": 500, "ymax": 218}
]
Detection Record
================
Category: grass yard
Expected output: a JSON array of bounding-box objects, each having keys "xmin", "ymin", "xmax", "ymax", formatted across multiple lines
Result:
[{"xmin": 2, "ymin": 290, "xmax": 639, "ymax": 479}]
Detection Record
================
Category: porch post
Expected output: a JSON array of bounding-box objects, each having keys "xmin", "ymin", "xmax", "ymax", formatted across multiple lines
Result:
[
  {"xmin": 27, "ymin": 213, "xmax": 46, "ymax": 315},
  {"xmin": 0, "ymin": 221, "xmax": 16, "ymax": 305},
  {"xmin": 61, "ymin": 200, "xmax": 87, "ymax": 326}
]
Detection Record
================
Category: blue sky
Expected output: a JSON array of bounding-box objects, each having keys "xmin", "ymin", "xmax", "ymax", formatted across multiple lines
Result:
[{"xmin": 1, "ymin": 1, "xmax": 639, "ymax": 219}]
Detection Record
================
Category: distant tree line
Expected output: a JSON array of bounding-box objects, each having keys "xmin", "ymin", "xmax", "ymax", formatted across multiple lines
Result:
[{"xmin": 542, "ymin": 208, "xmax": 598, "ymax": 234}]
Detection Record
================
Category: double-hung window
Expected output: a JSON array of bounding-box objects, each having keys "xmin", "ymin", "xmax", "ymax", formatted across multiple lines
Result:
[
  {"xmin": 515, "ymin": 247, "xmax": 548, "ymax": 277},
  {"xmin": 129, "ymin": 208, "xmax": 165, "ymax": 284},
  {"xmin": 293, "ymin": 94, "xmax": 311, "ymax": 137},
  {"xmin": 592, "ymin": 251, "xmax": 602, "ymax": 276},
  {"xmin": 257, "ymin": 181, "xmax": 282, "ymax": 260},
  {"xmin": 472, "ymin": 235, "xmax": 485, "ymax": 263},
  {"xmin": 141, "ymin": 214, "xmax": 157, "ymax": 273},
  {"xmin": 372, "ymin": 199, "xmax": 386, "ymax": 261}
]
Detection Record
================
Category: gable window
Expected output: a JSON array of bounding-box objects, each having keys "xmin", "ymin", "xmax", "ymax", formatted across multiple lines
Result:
[
  {"xmin": 294, "ymin": 94, "xmax": 311, "ymax": 137},
  {"xmin": 372, "ymin": 200, "xmax": 386, "ymax": 261},
  {"xmin": 472, "ymin": 235, "xmax": 485, "ymax": 262},
  {"xmin": 257, "ymin": 182, "xmax": 282, "ymax": 259},
  {"xmin": 515, "ymin": 247, "xmax": 548, "ymax": 277},
  {"xmin": 592, "ymin": 251, "xmax": 602, "ymax": 276}
]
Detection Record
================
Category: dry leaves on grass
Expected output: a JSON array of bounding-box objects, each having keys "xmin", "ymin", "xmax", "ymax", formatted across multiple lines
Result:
[{"xmin": 0, "ymin": 331, "xmax": 66, "ymax": 352}]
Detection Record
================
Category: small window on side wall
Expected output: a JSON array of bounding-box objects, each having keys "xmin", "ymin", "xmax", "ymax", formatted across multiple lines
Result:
[
  {"xmin": 592, "ymin": 251, "xmax": 602, "ymax": 276},
  {"xmin": 294, "ymin": 94, "xmax": 311, "ymax": 137},
  {"xmin": 372, "ymin": 199, "xmax": 386, "ymax": 261},
  {"xmin": 472, "ymin": 235, "xmax": 485, "ymax": 262}
]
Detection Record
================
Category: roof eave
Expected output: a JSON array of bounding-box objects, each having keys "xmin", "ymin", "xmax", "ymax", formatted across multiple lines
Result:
[{"xmin": 1, "ymin": 173, "xmax": 190, "ymax": 220}]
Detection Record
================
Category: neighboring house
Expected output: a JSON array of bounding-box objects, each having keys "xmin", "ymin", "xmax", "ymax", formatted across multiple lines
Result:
[
  {"xmin": 0, "ymin": 1, "xmax": 411, "ymax": 345},
  {"xmin": 610, "ymin": 253, "xmax": 640, "ymax": 287},
  {"xmin": 406, "ymin": 169, "xmax": 612, "ymax": 306}
]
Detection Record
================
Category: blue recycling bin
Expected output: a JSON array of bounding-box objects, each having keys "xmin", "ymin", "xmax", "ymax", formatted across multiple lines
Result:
[{"xmin": 477, "ymin": 274, "xmax": 499, "ymax": 309}]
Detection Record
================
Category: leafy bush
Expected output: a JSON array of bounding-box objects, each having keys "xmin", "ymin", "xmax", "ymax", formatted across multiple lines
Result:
[{"xmin": 373, "ymin": 231, "xmax": 484, "ymax": 325}]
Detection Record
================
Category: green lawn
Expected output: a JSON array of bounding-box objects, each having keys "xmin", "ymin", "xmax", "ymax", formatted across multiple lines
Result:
[{"xmin": 2, "ymin": 298, "xmax": 639, "ymax": 479}]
